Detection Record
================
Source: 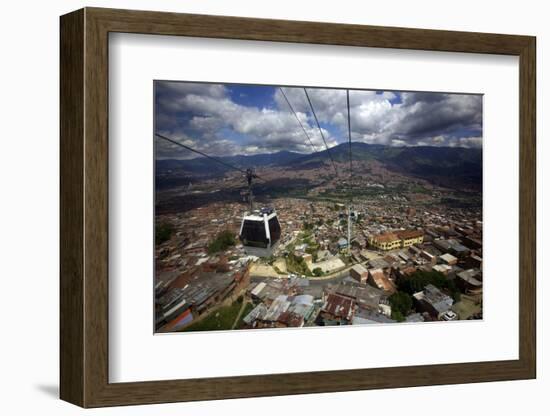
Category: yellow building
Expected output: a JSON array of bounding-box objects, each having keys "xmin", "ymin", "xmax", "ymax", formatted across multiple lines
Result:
[
  {"xmin": 369, "ymin": 230, "xmax": 424, "ymax": 251},
  {"xmin": 397, "ymin": 230, "xmax": 424, "ymax": 247},
  {"xmin": 369, "ymin": 233, "xmax": 401, "ymax": 251}
]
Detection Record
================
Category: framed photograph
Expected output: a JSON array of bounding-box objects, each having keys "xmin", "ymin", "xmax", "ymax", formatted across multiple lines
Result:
[{"xmin": 60, "ymin": 7, "xmax": 536, "ymax": 408}]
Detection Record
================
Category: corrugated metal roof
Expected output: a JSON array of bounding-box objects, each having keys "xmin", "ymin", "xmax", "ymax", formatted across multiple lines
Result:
[{"xmin": 251, "ymin": 282, "xmax": 267, "ymax": 296}]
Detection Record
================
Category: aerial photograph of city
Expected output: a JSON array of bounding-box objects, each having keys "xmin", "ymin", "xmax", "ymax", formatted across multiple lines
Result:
[{"xmin": 154, "ymin": 81, "xmax": 483, "ymax": 333}]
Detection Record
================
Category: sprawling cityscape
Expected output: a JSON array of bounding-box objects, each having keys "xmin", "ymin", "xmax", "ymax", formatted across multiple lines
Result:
[{"xmin": 154, "ymin": 82, "xmax": 483, "ymax": 333}]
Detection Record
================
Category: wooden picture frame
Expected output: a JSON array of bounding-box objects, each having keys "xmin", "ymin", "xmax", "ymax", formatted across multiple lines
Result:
[{"xmin": 60, "ymin": 7, "xmax": 536, "ymax": 408}]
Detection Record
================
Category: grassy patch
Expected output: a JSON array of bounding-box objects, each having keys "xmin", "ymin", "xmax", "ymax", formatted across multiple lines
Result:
[
  {"xmin": 236, "ymin": 303, "xmax": 255, "ymax": 329},
  {"xmin": 182, "ymin": 299, "xmax": 243, "ymax": 332},
  {"xmin": 451, "ymin": 295, "xmax": 482, "ymax": 320},
  {"xmin": 286, "ymin": 252, "xmax": 312, "ymax": 276}
]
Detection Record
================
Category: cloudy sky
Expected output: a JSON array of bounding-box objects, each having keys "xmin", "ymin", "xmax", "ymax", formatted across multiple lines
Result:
[{"xmin": 155, "ymin": 81, "xmax": 482, "ymax": 159}]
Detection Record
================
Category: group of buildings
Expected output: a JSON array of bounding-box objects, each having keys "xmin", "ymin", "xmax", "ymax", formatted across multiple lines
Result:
[
  {"xmin": 242, "ymin": 276, "xmax": 393, "ymax": 329},
  {"xmin": 155, "ymin": 188, "xmax": 483, "ymax": 332}
]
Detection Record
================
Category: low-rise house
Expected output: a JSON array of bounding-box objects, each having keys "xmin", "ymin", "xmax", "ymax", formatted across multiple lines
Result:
[
  {"xmin": 368, "ymin": 257, "xmax": 390, "ymax": 270},
  {"xmin": 276, "ymin": 311, "xmax": 304, "ymax": 327},
  {"xmin": 350, "ymin": 263, "xmax": 369, "ymax": 284},
  {"xmin": 413, "ymin": 284, "xmax": 453, "ymax": 318},
  {"xmin": 426, "ymin": 229, "xmax": 441, "ymax": 239},
  {"xmin": 393, "ymin": 265, "xmax": 417, "ymax": 283},
  {"xmin": 432, "ymin": 264, "xmax": 452, "ymax": 275},
  {"xmin": 249, "ymin": 281, "xmax": 267, "ymax": 300},
  {"xmin": 263, "ymin": 295, "xmax": 291, "ymax": 322},
  {"xmin": 434, "ymin": 239, "xmax": 452, "ymax": 253},
  {"xmin": 301, "ymin": 285, "xmax": 325, "ymax": 302},
  {"xmin": 338, "ymin": 238, "xmax": 348, "ymax": 250},
  {"xmin": 335, "ymin": 282, "xmax": 358, "ymax": 300},
  {"xmin": 383, "ymin": 253, "xmax": 402, "ymax": 268},
  {"xmin": 256, "ymin": 280, "xmax": 287, "ymax": 305},
  {"xmin": 420, "ymin": 250, "xmax": 437, "ymax": 264},
  {"xmin": 464, "ymin": 254, "xmax": 483, "ymax": 269},
  {"xmin": 440, "ymin": 253, "xmax": 458, "ymax": 266},
  {"xmin": 367, "ymin": 268, "xmax": 396, "ymax": 294},
  {"xmin": 456, "ymin": 269, "xmax": 483, "ymax": 294},
  {"xmin": 408, "ymin": 245, "xmax": 422, "ymax": 256},
  {"xmin": 379, "ymin": 302, "xmax": 392, "ymax": 317},
  {"xmin": 398, "ymin": 251, "xmax": 410, "ymax": 262},
  {"xmin": 355, "ymin": 286, "xmax": 383, "ymax": 311},
  {"xmin": 463, "ymin": 236, "xmax": 482, "ymax": 250},
  {"xmin": 443, "ymin": 228, "xmax": 459, "ymax": 239},
  {"xmin": 243, "ymin": 303, "xmax": 268, "ymax": 326},
  {"xmin": 320, "ymin": 293, "xmax": 354, "ymax": 323},
  {"xmin": 285, "ymin": 294, "xmax": 315, "ymax": 324},
  {"xmin": 450, "ymin": 243, "xmax": 470, "ymax": 257},
  {"xmin": 352, "ymin": 308, "xmax": 395, "ymax": 325}
]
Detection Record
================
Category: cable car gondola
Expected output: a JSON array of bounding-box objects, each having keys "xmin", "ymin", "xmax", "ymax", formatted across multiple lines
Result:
[
  {"xmin": 238, "ymin": 168, "xmax": 281, "ymax": 257},
  {"xmin": 239, "ymin": 207, "xmax": 281, "ymax": 257}
]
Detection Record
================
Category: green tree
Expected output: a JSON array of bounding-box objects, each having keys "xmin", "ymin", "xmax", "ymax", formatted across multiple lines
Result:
[
  {"xmin": 305, "ymin": 246, "xmax": 317, "ymax": 256},
  {"xmin": 398, "ymin": 270, "xmax": 448, "ymax": 294},
  {"xmin": 391, "ymin": 310, "xmax": 405, "ymax": 322},
  {"xmin": 397, "ymin": 270, "xmax": 462, "ymax": 302},
  {"xmin": 155, "ymin": 221, "xmax": 174, "ymax": 245},
  {"xmin": 389, "ymin": 291, "xmax": 413, "ymax": 317},
  {"xmin": 208, "ymin": 230, "xmax": 236, "ymax": 254},
  {"xmin": 312, "ymin": 267, "xmax": 323, "ymax": 277}
]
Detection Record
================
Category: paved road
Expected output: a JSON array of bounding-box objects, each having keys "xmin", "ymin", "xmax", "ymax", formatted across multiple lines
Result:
[{"xmin": 250, "ymin": 272, "xmax": 349, "ymax": 287}]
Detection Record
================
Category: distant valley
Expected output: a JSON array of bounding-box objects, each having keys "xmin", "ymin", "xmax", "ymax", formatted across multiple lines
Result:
[{"xmin": 156, "ymin": 142, "xmax": 482, "ymax": 192}]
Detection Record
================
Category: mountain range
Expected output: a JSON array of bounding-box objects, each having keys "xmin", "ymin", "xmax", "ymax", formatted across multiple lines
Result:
[{"xmin": 156, "ymin": 142, "xmax": 482, "ymax": 191}]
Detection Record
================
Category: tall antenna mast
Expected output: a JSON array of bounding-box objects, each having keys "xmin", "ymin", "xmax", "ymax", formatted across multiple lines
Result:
[
  {"xmin": 347, "ymin": 90, "xmax": 352, "ymax": 256},
  {"xmin": 348, "ymin": 207, "xmax": 352, "ymax": 256}
]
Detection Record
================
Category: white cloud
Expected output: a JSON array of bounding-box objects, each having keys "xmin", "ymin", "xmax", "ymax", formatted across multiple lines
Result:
[{"xmin": 155, "ymin": 82, "xmax": 482, "ymax": 158}]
